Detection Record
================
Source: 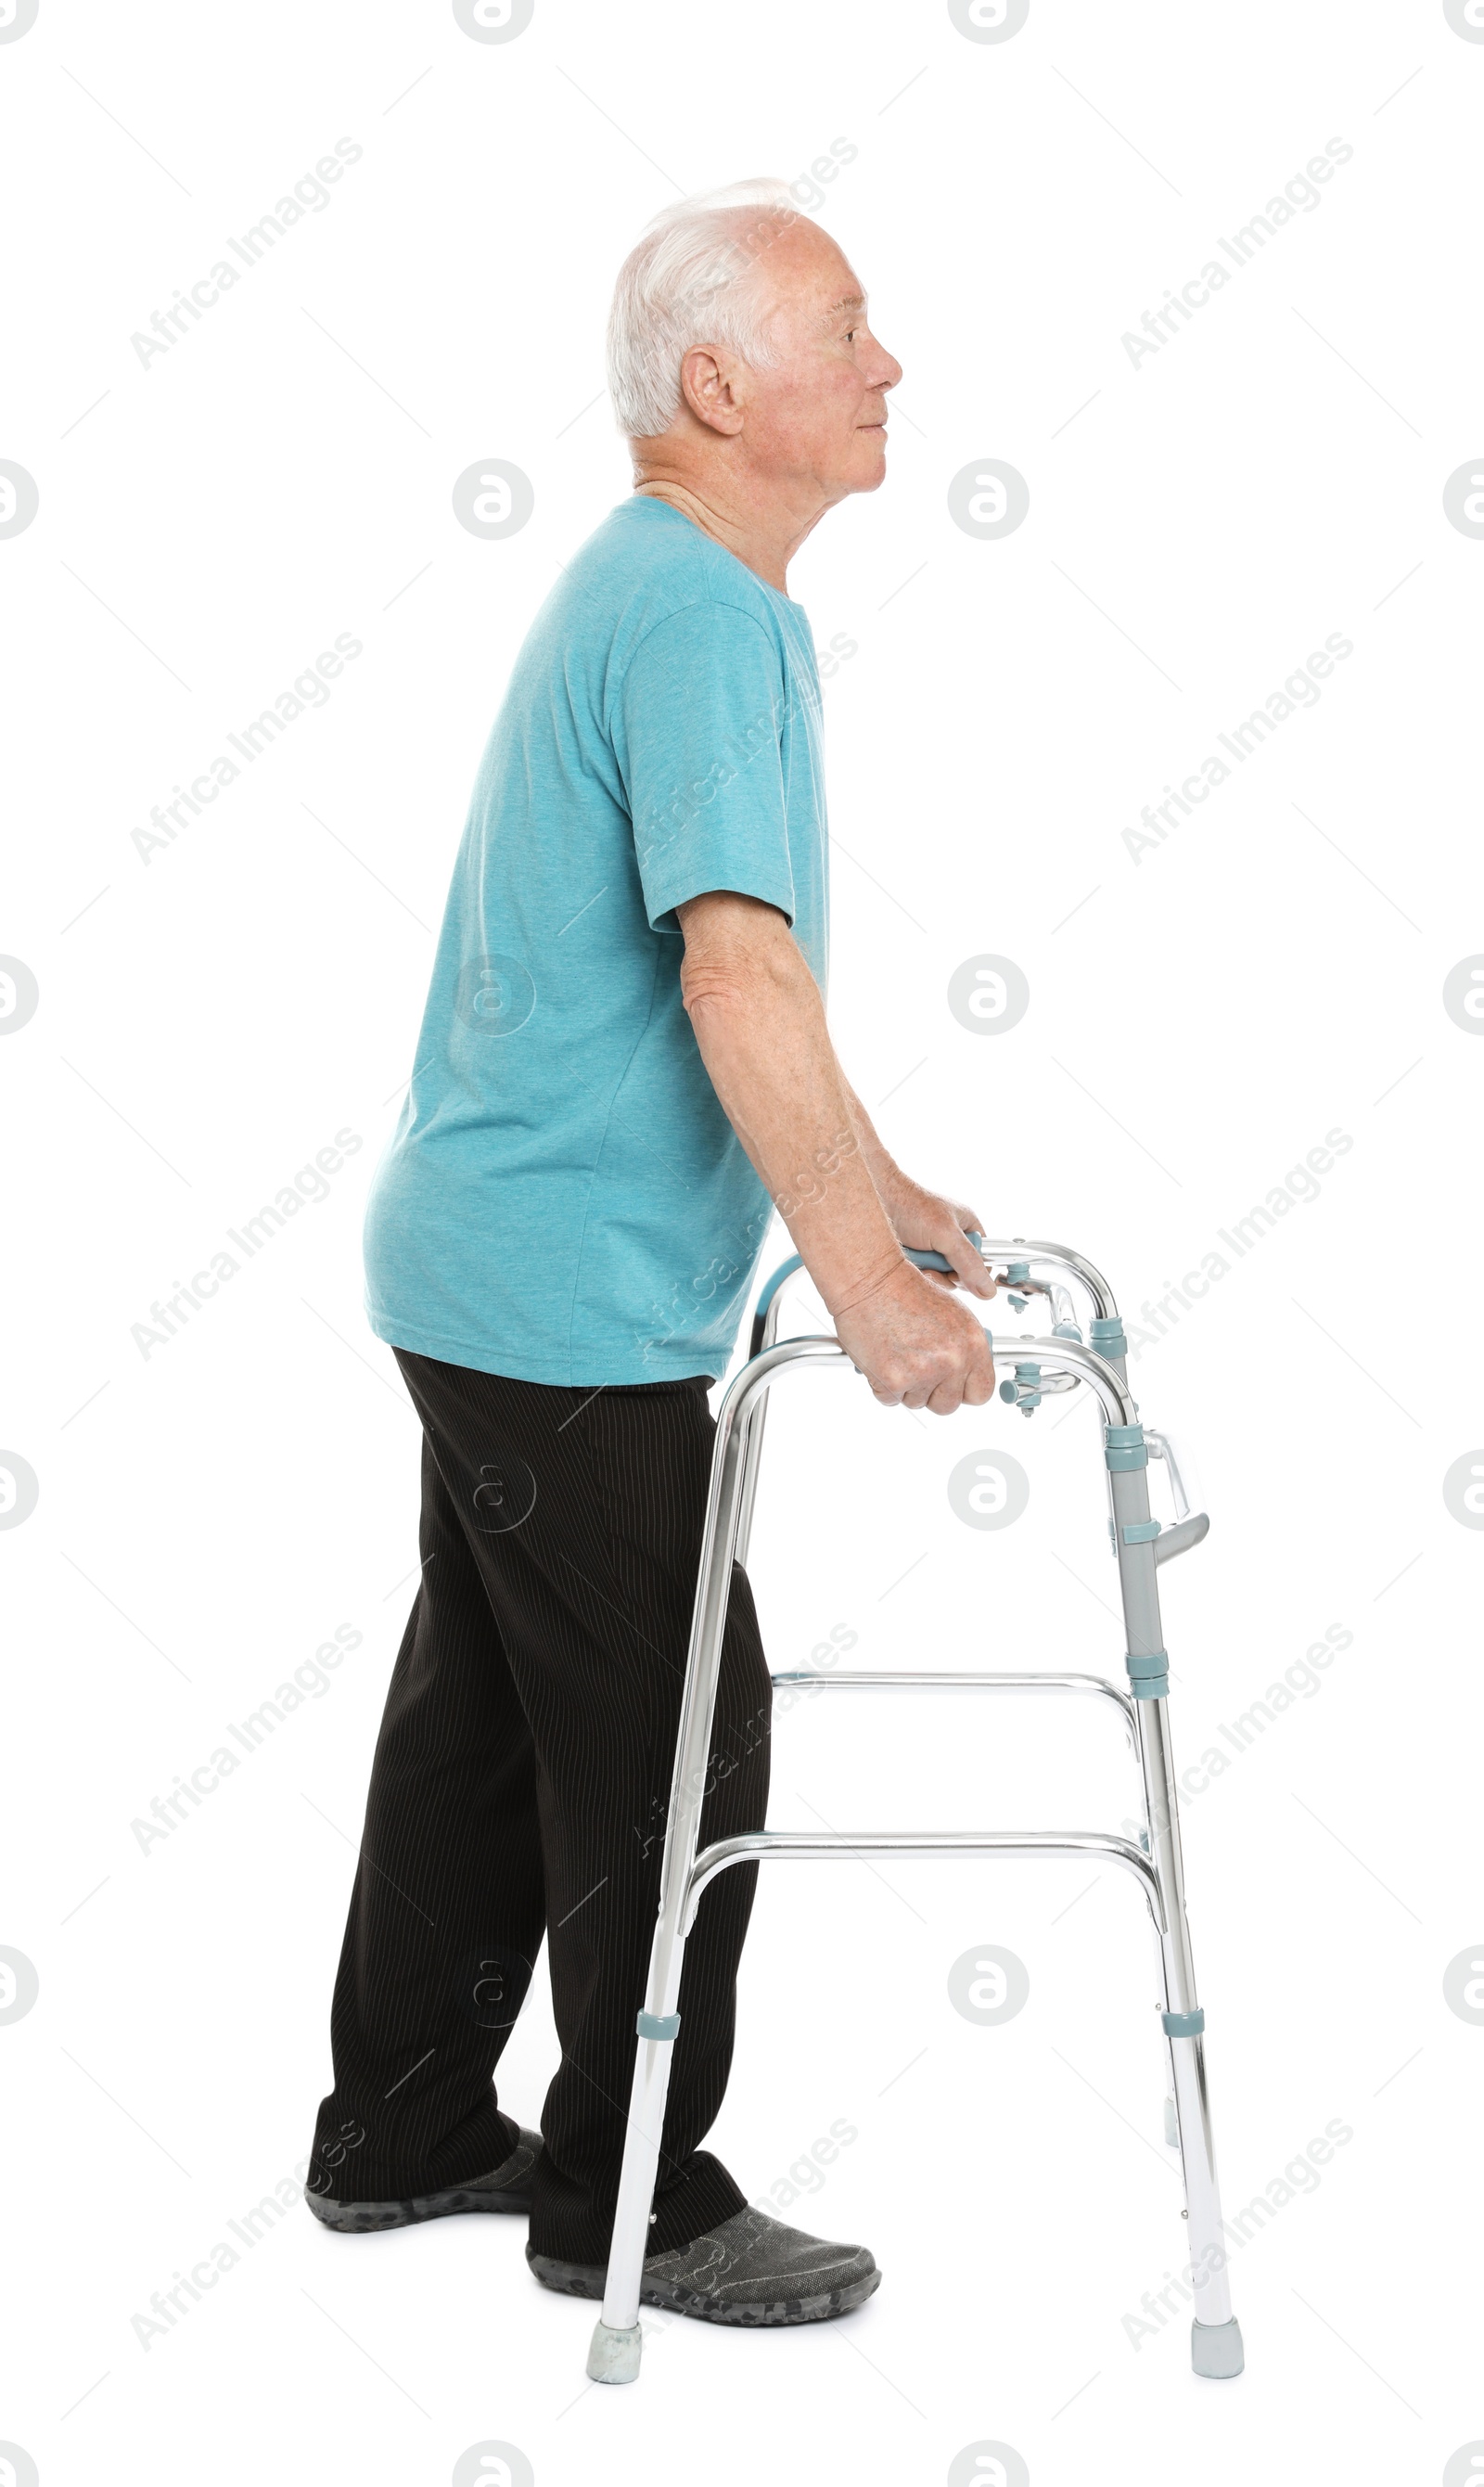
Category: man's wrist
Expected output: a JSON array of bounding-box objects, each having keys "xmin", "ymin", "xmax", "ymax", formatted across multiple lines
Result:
[{"xmin": 825, "ymin": 1248, "xmax": 910, "ymax": 1321}]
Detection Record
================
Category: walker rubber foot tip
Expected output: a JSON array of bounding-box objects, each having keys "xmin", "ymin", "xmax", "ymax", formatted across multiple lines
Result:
[
  {"xmin": 587, "ymin": 2320, "xmax": 643, "ymax": 2384},
  {"xmin": 1191, "ymin": 2315, "xmax": 1244, "ymax": 2378}
]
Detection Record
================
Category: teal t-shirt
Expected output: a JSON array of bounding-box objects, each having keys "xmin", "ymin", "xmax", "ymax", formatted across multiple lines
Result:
[{"xmin": 363, "ymin": 494, "xmax": 829, "ymax": 1387}]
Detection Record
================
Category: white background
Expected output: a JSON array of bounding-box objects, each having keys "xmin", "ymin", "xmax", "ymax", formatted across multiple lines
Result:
[{"xmin": 3, "ymin": 2, "xmax": 1482, "ymax": 2481}]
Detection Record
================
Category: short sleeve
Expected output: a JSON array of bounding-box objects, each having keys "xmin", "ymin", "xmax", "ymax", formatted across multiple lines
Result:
[{"xmin": 616, "ymin": 603, "xmax": 797, "ymax": 935}]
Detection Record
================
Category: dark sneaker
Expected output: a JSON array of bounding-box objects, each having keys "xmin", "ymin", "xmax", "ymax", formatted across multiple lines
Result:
[
  {"xmin": 306, "ymin": 2126, "xmax": 541, "ymax": 2233},
  {"xmin": 527, "ymin": 2205, "xmax": 880, "ymax": 2327}
]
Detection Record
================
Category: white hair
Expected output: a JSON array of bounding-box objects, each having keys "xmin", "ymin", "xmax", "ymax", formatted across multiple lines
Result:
[{"xmin": 606, "ymin": 179, "xmax": 807, "ymax": 440}]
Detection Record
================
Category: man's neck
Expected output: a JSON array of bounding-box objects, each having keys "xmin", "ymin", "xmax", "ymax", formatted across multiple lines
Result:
[{"xmin": 630, "ymin": 473, "xmax": 825, "ymax": 596}]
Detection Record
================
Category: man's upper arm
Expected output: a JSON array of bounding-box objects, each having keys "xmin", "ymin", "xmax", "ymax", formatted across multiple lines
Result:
[
  {"xmin": 617, "ymin": 603, "xmax": 799, "ymax": 936},
  {"xmin": 674, "ymin": 889, "xmax": 799, "ymax": 1012}
]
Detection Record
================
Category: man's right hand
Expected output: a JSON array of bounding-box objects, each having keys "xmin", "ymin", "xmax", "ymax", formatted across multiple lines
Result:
[{"xmin": 832, "ymin": 1258, "xmax": 998, "ymax": 1415}]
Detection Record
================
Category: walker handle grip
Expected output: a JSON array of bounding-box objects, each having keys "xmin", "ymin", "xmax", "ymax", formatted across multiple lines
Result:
[
  {"xmin": 904, "ymin": 1228, "xmax": 984, "ymax": 1276},
  {"xmin": 749, "ymin": 1232, "xmax": 984, "ymax": 1358}
]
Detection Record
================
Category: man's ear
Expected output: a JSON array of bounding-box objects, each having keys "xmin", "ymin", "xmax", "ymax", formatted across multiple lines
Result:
[{"xmin": 678, "ymin": 345, "xmax": 746, "ymax": 437}]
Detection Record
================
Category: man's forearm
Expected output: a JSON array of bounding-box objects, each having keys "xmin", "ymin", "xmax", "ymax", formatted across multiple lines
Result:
[
  {"xmin": 678, "ymin": 905, "xmax": 905, "ymax": 1316},
  {"xmin": 837, "ymin": 1069, "xmax": 902, "ymax": 1203}
]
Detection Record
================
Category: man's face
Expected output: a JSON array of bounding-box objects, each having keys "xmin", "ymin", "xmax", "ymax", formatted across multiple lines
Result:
[{"xmin": 727, "ymin": 217, "xmax": 902, "ymax": 504}]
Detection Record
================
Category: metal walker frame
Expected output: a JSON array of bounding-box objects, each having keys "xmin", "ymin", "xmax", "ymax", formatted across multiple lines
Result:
[{"xmin": 585, "ymin": 1237, "xmax": 1244, "ymax": 2386}]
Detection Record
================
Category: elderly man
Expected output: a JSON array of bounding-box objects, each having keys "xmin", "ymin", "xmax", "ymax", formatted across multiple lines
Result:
[{"xmin": 308, "ymin": 178, "xmax": 998, "ymax": 2332}]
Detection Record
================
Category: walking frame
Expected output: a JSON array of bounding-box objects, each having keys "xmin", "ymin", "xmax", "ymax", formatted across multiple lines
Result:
[{"xmin": 584, "ymin": 1235, "xmax": 1245, "ymax": 2386}]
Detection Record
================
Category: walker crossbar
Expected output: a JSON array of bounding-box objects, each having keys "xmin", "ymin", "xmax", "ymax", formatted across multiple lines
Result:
[
  {"xmin": 770, "ymin": 1667, "xmax": 1137, "ymax": 1731},
  {"xmin": 682, "ymin": 1828, "xmax": 1166, "ymax": 1935},
  {"xmin": 585, "ymin": 1240, "xmax": 1244, "ymax": 2390}
]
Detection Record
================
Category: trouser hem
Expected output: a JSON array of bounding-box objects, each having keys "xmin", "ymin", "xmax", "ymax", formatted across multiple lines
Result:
[{"xmin": 528, "ymin": 2147, "xmax": 749, "ymax": 2264}]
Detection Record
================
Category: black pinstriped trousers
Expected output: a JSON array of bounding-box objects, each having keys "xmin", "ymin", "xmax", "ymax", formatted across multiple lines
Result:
[{"xmin": 308, "ymin": 1348, "xmax": 773, "ymax": 2263}]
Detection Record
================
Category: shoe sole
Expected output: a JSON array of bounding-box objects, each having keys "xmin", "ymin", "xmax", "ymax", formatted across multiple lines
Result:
[
  {"xmin": 308, "ymin": 2183, "xmax": 532, "ymax": 2234},
  {"xmin": 528, "ymin": 2249, "xmax": 881, "ymax": 2327}
]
